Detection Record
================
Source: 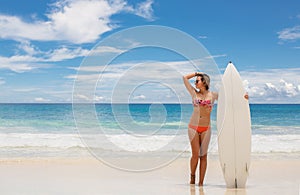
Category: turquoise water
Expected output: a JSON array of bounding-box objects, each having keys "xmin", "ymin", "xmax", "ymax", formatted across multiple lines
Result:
[{"xmin": 0, "ymin": 103, "xmax": 299, "ymax": 157}]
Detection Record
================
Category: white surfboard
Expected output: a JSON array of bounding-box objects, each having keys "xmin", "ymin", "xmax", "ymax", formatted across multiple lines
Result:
[{"xmin": 217, "ymin": 62, "xmax": 251, "ymax": 188}]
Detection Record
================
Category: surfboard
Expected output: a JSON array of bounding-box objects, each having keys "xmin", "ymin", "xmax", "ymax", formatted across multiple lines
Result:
[{"xmin": 217, "ymin": 62, "xmax": 252, "ymax": 188}]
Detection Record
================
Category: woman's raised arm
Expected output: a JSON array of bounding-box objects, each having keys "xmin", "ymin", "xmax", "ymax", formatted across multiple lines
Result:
[{"xmin": 182, "ymin": 72, "xmax": 202, "ymax": 96}]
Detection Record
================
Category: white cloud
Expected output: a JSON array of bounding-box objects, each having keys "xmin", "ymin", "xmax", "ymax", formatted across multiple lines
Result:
[
  {"xmin": 263, "ymin": 82, "xmax": 278, "ymax": 96},
  {"xmin": 0, "ymin": 45, "xmax": 90, "ymax": 72},
  {"xmin": 90, "ymin": 46, "xmax": 126, "ymax": 55},
  {"xmin": 75, "ymin": 94, "xmax": 90, "ymax": 101},
  {"xmin": 68, "ymin": 66, "xmax": 106, "ymax": 73},
  {"xmin": 243, "ymin": 79, "xmax": 249, "ymax": 88},
  {"xmin": 94, "ymin": 95, "xmax": 105, "ymax": 101},
  {"xmin": 277, "ymin": 25, "xmax": 300, "ymax": 41},
  {"xmin": 278, "ymin": 79, "xmax": 298, "ymax": 97},
  {"xmin": 45, "ymin": 47, "xmax": 90, "ymax": 61},
  {"xmin": 133, "ymin": 0, "xmax": 155, "ymax": 21},
  {"xmin": 0, "ymin": 55, "xmax": 41, "ymax": 73},
  {"xmin": 243, "ymin": 79, "xmax": 261, "ymax": 96},
  {"xmin": 16, "ymin": 40, "xmax": 91, "ymax": 61},
  {"xmin": 262, "ymin": 79, "xmax": 299, "ymax": 98},
  {"xmin": 13, "ymin": 88, "xmax": 40, "ymax": 92},
  {"xmin": 241, "ymin": 68, "xmax": 300, "ymax": 103},
  {"xmin": 68, "ymin": 59, "xmax": 222, "ymax": 103},
  {"xmin": 132, "ymin": 94, "xmax": 146, "ymax": 100},
  {"xmin": 0, "ymin": 0, "xmax": 155, "ymax": 73},
  {"xmin": 0, "ymin": 15, "xmax": 55, "ymax": 41},
  {"xmin": 0, "ymin": 0, "xmax": 155, "ymax": 44},
  {"xmin": 17, "ymin": 41, "xmax": 41, "ymax": 55},
  {"xmin": 34, "ymin": 97, "xmax": 50, "ymax": 102},
  {"xmin": 47, "ymin": 0, "xmax": 119, "ymax": 43},
  {"xmin": 206, "ymin": 54, "xmax": 227, "ymax": 59}
]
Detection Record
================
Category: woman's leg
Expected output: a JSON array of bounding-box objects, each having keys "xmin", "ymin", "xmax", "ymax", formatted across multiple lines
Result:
[
  {"xmin": 188, "ymin": 128, "xmax": 200, "ymax": 184},
  {"xmin": 199, "ymin": 128, "xmax": 211, "ymax": 186}
]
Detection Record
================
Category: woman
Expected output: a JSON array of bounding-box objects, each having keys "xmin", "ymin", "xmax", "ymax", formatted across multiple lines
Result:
[
  {"xmin": 183, "ymin": 72, "xmax": 217, "ymax": 186},
  {"xmin": 183, "ymin": 72, "xmax": 248, "ymax": 186}
]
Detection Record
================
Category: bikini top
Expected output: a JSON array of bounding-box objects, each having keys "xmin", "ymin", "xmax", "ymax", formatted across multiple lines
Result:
[{"xmin": 193, "ymin": 99, "xmax": 213, "ymax": 107}]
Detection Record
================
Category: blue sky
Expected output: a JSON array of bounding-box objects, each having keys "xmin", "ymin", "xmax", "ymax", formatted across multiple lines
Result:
[{"xmin": 0, "ymin": 0, "xmax": 299, "ymax": 103}]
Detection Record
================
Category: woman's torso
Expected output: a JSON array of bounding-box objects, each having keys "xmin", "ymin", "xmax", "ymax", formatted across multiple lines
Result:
[{"xmin": 189, "ymin": 91, "xmax": 214, "ymax": 127}]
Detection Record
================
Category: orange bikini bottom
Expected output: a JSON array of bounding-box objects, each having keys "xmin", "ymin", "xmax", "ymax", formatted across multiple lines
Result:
[{"xmin": 188, "ymin": 124, "xmax": 209, "ymax": 133}]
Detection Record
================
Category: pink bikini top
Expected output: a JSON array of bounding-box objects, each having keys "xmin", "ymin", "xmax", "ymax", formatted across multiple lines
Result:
[{"xmin": 193, "ymin": 99, "xmax": 212, "ymax": 107}]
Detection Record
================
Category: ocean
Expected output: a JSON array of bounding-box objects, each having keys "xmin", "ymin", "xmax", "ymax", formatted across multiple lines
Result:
[{"xmin": 0, "ymin": 103, "xmax": 299, "ymax": 159}]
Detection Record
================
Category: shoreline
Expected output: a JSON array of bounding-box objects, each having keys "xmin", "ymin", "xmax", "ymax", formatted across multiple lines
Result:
[
  {"xmin": 0, "ymin": 152, "xmax": 299, "ymax": 166},
  {"xmin": 0, "ymin": 155, "xmax": 299, "ymax": 194}
]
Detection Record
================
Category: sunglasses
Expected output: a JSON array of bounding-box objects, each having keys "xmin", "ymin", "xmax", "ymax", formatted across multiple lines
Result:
[{"xmin": 195, "ymin": 78, "xmax": 204, "ymax": 83}]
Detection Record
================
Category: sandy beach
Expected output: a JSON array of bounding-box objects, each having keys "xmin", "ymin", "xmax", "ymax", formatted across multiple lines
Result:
[{"xmin": 0, "ymin": 155, "xmax": 299, "ymax": 195}]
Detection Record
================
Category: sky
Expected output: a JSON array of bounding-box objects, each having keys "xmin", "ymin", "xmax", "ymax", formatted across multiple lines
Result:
[{"xmin": 0, "ymin": 0, "xmax": 300, "ymax": 103}]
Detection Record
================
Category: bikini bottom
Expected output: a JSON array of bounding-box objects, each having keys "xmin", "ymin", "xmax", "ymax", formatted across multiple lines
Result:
[{"xmin": 188, "ymin": 124, "xmax": 210, "ymax": 133}]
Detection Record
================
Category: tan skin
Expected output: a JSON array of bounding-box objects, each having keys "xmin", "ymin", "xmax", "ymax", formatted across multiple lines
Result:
[{"xmin": 183, "ymin": 72, "xmax": 248, "ymax": 186}]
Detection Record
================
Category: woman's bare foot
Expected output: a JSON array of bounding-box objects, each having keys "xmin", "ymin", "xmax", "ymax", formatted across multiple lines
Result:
[{"xmin": 190, "ymin": 174, "xmax": 195, "ymax": 184}]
